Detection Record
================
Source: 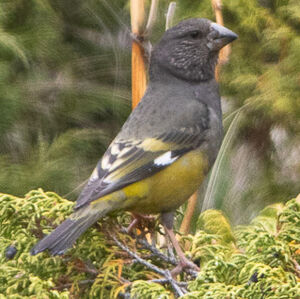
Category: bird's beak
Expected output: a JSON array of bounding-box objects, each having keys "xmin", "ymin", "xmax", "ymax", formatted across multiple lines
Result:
[{"xmin": 208, "ymin": 22, "xmax": 238, "ymax": 51}]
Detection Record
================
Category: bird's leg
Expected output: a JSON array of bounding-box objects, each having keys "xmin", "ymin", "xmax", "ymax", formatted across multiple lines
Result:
[
  {"xmin": 161, "ymin": 212, "xmax": 200, "ymax": 276},
  {"xmin": 126, "ymin": 217, "xmax": 139, "ymax": 234}
]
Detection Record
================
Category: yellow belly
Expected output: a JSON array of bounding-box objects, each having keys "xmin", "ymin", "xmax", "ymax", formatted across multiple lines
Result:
[{"xmin": 121, "ymin": 150, "xmax": 209, "ymax": 214}]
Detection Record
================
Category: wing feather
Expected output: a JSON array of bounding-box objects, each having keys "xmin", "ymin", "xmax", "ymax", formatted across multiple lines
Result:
[{"xmin": 75, "ymin": 124, "xmax": 207, "ymax": 209}]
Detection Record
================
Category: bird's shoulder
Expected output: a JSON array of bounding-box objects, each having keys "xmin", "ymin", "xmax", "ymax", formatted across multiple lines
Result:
[{"xmin": 121, "ymin": 85, "xmax": 212, "ymax": 139}]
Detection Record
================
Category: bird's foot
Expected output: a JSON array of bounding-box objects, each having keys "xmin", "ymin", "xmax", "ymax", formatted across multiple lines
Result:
[
  {"xmin": 171, "ymin": 256, "xmax": 200, "ymax": 277},
  {"xmin": 126, "ymin": 213, "xmax": 156, "ymax": 234}
]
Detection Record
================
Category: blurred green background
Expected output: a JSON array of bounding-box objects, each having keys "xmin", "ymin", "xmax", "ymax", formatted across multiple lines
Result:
[{"xmin": 0, "ymin": 0, "xmax": 299, "ymax": 224}]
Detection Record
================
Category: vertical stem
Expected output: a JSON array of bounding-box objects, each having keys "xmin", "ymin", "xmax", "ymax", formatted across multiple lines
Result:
[
  {"xmin": 179, "ymin": 193, "xmax": 197, "ymax": 234},
  {"xmin": 130, "ymin": 0, "xmax": 147, "ymax": 109},
  {"xmin": 131, "ymin": 42, "xmax": 147, "ymax": 109},
  {"xmin": 211, "ymin": 0, "xmax": 231, "ymax": 80},
  {"xmin": 130, "ymin": 0, "xmax": 145, "ymax": 35}
]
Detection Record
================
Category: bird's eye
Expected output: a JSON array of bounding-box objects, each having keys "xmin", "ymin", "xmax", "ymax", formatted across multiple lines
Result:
[{"xmin": 190, "ymin": 31, "xmax": 201, "ymax": 39}]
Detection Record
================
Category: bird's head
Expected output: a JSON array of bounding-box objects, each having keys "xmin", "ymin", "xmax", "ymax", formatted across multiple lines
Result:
[{"xmin": 150, "ymin": 18, "xmax": 238, "ymax": 82}]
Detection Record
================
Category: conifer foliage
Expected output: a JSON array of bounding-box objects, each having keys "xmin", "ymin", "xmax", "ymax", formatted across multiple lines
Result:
[{"xmin": 0, "ymin": 190, "xmax": 299, "ymax": 297}]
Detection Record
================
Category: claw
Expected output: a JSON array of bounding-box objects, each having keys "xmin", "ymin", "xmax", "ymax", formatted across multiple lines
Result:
[{"xmin": 171, "ymin": 256, "xmax": 200, "ymax": 277}]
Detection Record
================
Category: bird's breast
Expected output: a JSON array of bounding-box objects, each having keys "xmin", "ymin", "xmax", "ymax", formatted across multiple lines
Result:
[{"xmin": 123, "ymin": 149, "xmax": 209, "ymax": 214}]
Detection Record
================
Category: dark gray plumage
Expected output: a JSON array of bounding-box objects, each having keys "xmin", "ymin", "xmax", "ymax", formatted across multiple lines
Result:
[{"xmin": 31, "ymin": 18, "xmax": 237, "ymax": 260}]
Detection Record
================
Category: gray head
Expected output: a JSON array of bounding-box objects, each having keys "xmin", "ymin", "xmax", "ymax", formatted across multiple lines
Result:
[{"xmin": 149, "ymin": 18, "xmax": 237, "ymax": 82}]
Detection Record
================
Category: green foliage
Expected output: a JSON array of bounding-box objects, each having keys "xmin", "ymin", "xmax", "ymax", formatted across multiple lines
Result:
[
  {"xmin": 1, "ymin": 190, "xmax": 299, "ymax": 297},
  {"xmin": 196, "ymin": 210, "xmax": 235, "ymax": 245},
  {"xmin": 0, "ymin": 0, "xmax": 299, "ymax": 222},
  {"xmin": 0, "ymin": 0, "xmax": 131, "ymax": 198},
  {"xmin": 131, "ymin": 281, "xmax": 173, "ymax": 299},
  {"xmin": 250, "ymin": 202, "xmax": 285, "ymax": 234},
  {"xmin": 186, "ymin": 196, "xmax": 300, "ymax": 298}
]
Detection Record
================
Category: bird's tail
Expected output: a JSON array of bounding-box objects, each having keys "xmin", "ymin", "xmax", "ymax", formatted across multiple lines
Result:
[{"xmin": 31, "ymin": 204, "xmax": 109, "ymax": 256}]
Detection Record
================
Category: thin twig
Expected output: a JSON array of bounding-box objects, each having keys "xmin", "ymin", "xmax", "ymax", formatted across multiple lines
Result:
[
  {"xmin": 138, "ymin": 237, "xmax": 177, "ymax": 265},
  {"xmin": 112, "ymin": 235, "xmax": 166, "ymax": 276},
  {"xmin": 120, "ymin": 226, "xmax": 198, "ymax": 278},
  {"xmin": 112, "ymin": 235, "xmax": 186, "ymax": 297},
  {"xmin": 72, "ymin": 261, "xmax": 99, "ymax": 276},
  {"xmin": 137, "ymin": 235, "xmax": 198, "ymax": 278},
  {"xmin": 150, "ymin": 279, "xmax": 188, "ymax": 287},
  {"xmin": 52, "ymin": 279, "xmax": 95, "ymax": 291},
  {"xmin": 164, "ymin": 270, "xmax": 186, "ymax": 297}
]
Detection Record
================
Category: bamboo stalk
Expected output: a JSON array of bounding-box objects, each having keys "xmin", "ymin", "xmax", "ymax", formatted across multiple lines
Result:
[
  {"xmin": 131, "ymin": 42, "xmax": 147, "ymax": 109},
  {"xmin": 130, "ymin": 0, "xmax": 145, "ymax": 36},
  {"xmin": 179, "ymin": 193, "xmax": 198, "ymax": 235},
  {"xmin": 130, "ymin": 0, "xmax": 147, "ymax": 109}
]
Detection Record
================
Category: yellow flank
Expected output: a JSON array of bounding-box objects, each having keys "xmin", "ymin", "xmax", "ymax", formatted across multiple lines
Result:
[
  {"xmin": 91, "ymin": 149, "xmax": 209, "ymax": 214},
  {"xmin": 127, "ymin": 149, "xmax": 208, "ymax": 213}
]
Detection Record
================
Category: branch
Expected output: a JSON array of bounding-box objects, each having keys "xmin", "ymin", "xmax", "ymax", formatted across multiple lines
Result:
[
  {"xmin": 150, "ymin": 279, "xmax": 188, "ymax": 288},
  {"xmin": 137, "ymin": 237, "xmax": 177, "ymax": 265},
  {"xmin": 137, "ymin": 237, "xmax": 198, "ymax": 278},
  {"xmin": 119, "ymin": 225, "xmax": 198, "ymax": 278},
  {"xmin": 112, "ymin": 235, "xmax": 187, "ymax": 297},
  {"xmin": 52, "ymin": 279, "xmax": 95, "ymax": 291}
]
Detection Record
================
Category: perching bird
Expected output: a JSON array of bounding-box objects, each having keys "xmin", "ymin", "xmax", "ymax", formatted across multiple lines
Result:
[{"xmin": 31, "ymin": 18, "xmax": 237, "ymax": 271}]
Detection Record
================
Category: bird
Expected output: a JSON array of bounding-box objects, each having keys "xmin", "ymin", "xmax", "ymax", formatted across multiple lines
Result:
[{"xmin": 31, "ymin": 18, "xmax": 237, "ymax": 272}]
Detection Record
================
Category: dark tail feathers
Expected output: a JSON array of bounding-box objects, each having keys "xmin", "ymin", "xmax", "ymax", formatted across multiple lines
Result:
[{"xmin": 31, "ymin": 213, "xmax": 100, "ymax": 256}]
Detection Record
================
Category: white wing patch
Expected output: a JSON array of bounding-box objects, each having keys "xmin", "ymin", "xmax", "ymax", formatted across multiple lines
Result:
[
  {"xmin": 118, "ymin": 146, "xmax": 132, "ymax": 157},
  {"xmin": 110, "ymin": 143, "xmax": 120, "ymax": 155},
  {"xmin": 154, "ymin": 151, "xmax": 178, "ymax": 166},
  {"xmin": 101, "ymin": 155, "xmax": 111, "ymax": 170}
]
